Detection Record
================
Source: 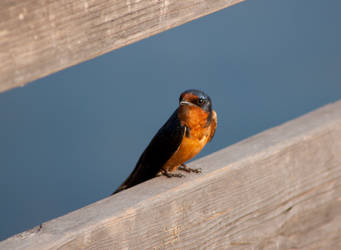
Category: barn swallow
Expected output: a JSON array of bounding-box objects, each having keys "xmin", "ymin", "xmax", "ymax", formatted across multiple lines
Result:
[{"xmin": 112, "ymin": 89, "xmax": 217, "ymax": 194}]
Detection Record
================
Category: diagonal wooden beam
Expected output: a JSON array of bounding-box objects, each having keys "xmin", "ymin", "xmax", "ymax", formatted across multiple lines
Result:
[
  {"xmin": 1, "ymin": 99, "xmax": 341, "ymax": 249},
  {"xmin": 0, "ymin": 0, "xmax": 245, "ymax": 93}
]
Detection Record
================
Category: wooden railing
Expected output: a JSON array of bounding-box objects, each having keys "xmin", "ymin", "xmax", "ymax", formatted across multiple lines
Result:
[
  {"xmin": 1, "ymin": 1, "xmax": 341, "ymax": 249},
  {"xmin": 0, "ymin": 0, "xmax": 244, "ymax": 93},
  {"xmin": 1, "ymin": 100, "xmax": 341, "ymax": 249}
]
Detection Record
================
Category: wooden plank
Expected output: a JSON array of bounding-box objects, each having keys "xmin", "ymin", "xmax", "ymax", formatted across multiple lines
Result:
[
  {"xmin": 0, "ymin": 0, "xmax": 244, "ymax": 93},
  {"xmin": 1, "ymin": 101, "xmax": 341, "ymax": 249}
]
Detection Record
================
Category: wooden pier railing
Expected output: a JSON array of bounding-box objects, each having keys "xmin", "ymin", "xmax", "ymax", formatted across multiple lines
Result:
[
  {"xmin": 1, "ymin": 0, "xmax": 341, "ymax": 248},
  {"xmin": 1, "ymin": 100, "xmax": 341, "ymax": 249},
  {"xmin": 0, "ymin": 0, "xmax": 244, "ymax": 93}
]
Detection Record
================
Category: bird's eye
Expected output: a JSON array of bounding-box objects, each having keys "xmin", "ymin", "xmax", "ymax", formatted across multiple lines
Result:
[{"xmin": 198, "ymin": 97, "xmax": 206, "ymax": 104}]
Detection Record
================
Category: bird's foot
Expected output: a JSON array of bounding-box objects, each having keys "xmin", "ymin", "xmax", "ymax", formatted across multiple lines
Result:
[
  {"xmin": 158, "ymin": 169, "xmax": 185, "ymax": 178},
  {"xmin": 178, "ymin": 164, "xmax": 202, "ymax": 173}
]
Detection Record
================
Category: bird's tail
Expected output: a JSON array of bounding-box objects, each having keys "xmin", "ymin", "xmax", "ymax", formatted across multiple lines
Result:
[
  {"xmin": 111, "ymin": 183, "xmax": 128, "ymax": 195},
  {"xmin": 110, "ymin": 167, "xmax": 140, "ymax": 195}
]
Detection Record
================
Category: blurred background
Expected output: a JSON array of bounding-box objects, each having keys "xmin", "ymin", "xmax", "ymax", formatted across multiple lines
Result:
[{"xmin": 1, "ymin": 0, "xmax": 341, "ymax": 240}]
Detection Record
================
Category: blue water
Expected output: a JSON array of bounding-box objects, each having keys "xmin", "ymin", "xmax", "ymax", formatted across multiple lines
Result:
[{"xmin": 1, "ymin": 0, "xmax": 341, "ymax": 240}]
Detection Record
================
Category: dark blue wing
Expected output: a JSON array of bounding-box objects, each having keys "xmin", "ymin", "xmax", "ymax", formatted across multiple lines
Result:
[{"xmin": 113, "ymin": 108, "xmax": 184, "ymax": 194}]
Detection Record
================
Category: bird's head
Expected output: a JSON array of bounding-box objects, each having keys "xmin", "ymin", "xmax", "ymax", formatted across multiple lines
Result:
[
  {"xmin": 178, "ymin": 89, "xmax": 213, "ymax": 127},
  {"xmin": 179, "ymin": 89, "xmax": 212, "ymax": 113}
]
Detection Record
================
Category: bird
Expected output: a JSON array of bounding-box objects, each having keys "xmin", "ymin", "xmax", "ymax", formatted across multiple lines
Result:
[{"xmin": 112, "ymin": 89, "xmax": 217, "ymax": 194}]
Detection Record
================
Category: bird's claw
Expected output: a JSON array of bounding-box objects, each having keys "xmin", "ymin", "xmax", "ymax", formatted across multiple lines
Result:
[
  {"xmin": 179, "ymin": 164, "xmax": 202, "ymax": 173},
  {"xmin": 159, "ymin": 169, "xmax": 185, "ymax": 178},
  {"xmin": 169, "ymin": 173, "xmax": 185, "ymax": 178}
]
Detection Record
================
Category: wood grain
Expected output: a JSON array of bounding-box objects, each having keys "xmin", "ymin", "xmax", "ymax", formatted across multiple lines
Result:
[
  {"xmin": 1, "ymin": 100, "xmax": 341, "ymax": 249},
  {"xmin": 0, "ymin": 0, "xmax": 244, "ymax": 93}
]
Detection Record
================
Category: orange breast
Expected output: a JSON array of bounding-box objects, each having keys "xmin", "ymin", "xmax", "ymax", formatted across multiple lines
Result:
[{"xmin": 162, "ymin": 126, "xmax": 211, "ymax": 171}]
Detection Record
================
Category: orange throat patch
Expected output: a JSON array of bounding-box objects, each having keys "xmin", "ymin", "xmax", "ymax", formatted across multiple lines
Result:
[{"xmin": 162, "ymin": 105, "xmax": 212, "ymax": 171}]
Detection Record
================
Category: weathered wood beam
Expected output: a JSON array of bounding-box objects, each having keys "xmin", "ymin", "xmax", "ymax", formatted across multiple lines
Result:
[
  {"xmin": 1, "ymin": 100, "xmax": 341, "ymax": 249},
  {"xmin": 0, "ymin": 0, "xmax": 244, "ymax": 93}
]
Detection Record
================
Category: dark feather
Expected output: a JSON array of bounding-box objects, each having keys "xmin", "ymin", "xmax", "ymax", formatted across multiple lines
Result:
[{"xmin": 112, "ymin": 109, "xmax": 184, "ymax": 194}]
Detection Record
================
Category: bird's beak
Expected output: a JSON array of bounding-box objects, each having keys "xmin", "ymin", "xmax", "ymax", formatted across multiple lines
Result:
[{"xmin": 180, "ymin": 100, "xmax": 194, "ymax": 106}]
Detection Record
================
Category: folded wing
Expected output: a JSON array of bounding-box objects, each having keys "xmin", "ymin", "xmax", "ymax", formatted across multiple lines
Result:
[{"xmin": 113, "ymin": 109, "xmax": 185, "ymax": 194}]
